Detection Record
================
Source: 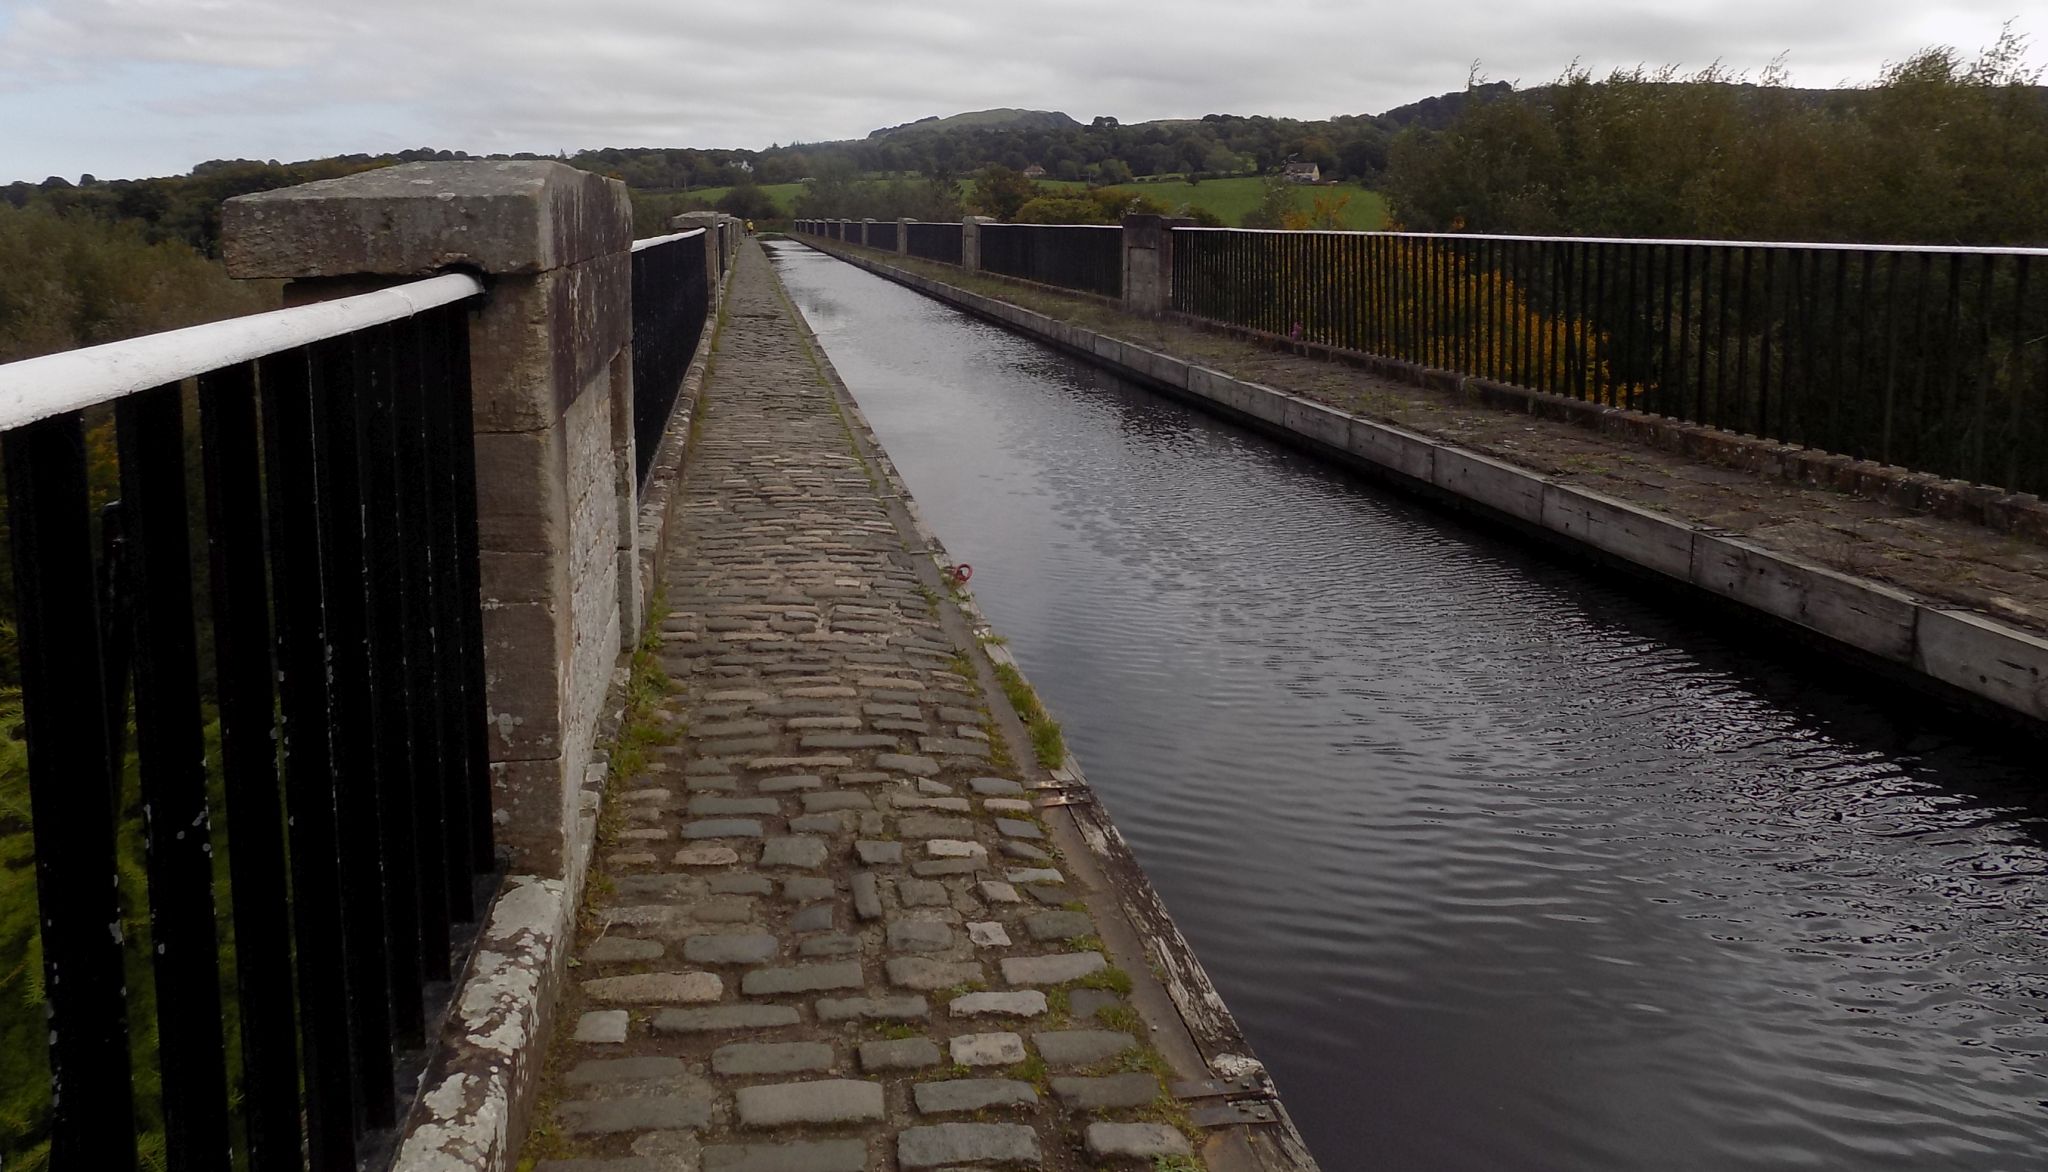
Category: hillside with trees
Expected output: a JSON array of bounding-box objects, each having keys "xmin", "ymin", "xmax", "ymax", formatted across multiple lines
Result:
[{"xmin": 1384, "ymin": 36, "xmax": 2048, "ymax": 244}]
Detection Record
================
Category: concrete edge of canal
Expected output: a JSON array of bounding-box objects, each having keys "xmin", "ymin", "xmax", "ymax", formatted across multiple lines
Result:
[
  {"xmin": 765, "ymin": 247, "xmax": 1327, "ymax": 1172},
  {"xmin": 790, "ymin": 237, "xmax": 2048, "ymax": 737}
]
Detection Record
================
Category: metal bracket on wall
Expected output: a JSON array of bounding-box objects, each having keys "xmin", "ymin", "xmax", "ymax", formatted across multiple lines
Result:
[
  {"xmin": 1172, "ymin": 1076, "xmax": 1281, "ymax": 1128},
  {"xmin": 1032, "ymin": 783, "xmax": 1096, "ymax": 808}
]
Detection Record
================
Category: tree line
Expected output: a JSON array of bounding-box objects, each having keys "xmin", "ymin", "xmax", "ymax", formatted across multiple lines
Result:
[{"xmin": 1384, "ymin": 34, "xmax": 2048, "ymax": 244}]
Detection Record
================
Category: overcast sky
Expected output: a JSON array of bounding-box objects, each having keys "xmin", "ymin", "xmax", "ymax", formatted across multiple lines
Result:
[{"xmin": 0, "ymin": 0, "xmax": 2033, "ymax": 183}]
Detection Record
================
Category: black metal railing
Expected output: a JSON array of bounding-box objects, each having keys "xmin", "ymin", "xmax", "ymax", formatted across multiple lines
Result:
[
  {"xmin": 630, "ymin": 228, "xmax": 712, "ymax": 484},
  {"xmin": 0, "ymin": 275, "xmax": 498, "ymax": 1171},
  {"xmin": 867, "ymin": 221, "xmax": 899, "ymax": 252},
  {"xmin": 905, "ymin": 221, "xmax": 964, "ymax": 266},
  {"xmin": 1171, "ymin": 229, "xmax": 2048, "ymax": 495},
  {"xmin": 978, "ymin": 223, "xmax": 1123, "ymax": 297}
]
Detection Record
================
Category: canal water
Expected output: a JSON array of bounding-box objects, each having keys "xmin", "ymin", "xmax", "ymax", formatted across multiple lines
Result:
[{"xmin": 766, "ymin": 243, "xmax": 2048, "ymax": 1171}]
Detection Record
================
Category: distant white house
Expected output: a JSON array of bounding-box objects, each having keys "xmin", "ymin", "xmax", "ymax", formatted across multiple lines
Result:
[
  {"xmin": 1021, "ymin": 164, "xmax": 1047, "ymax": 179},
  {"xmin": 1283, "ymin": 161, "xmax": 1321, "ymax": 184}
]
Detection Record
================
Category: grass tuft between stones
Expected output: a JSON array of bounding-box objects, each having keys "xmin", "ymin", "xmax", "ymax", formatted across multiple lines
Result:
[
  {"xmin": 1074, "ymin": 965, "xmax": 1136, "ymax": 997},
  {"xmin": 993, "ymin": 662, "xmax": 1066, "ymax": 769}
]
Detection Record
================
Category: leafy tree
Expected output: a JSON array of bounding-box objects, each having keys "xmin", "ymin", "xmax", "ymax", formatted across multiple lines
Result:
[
  {"xmin": 1381, "ymin": 29, "xmax": 2048, "ymax": 245},
  {"xmin": 1011, "ymin": 187, "xmax": 1171, "ymax": 224},
  {"xmin": 714, "ymin": 184, "xmax": 778, "ymax": 220},
  {"xmin": 970, "ymin": 166, "xmax": 1040, "ymax": 220},
  {"xmin": 1095, "ymin": 159, "xmax": 1135, "ymax": 185},
  {"xmin": 1242, "ymin": 175, "xmax": 1302, "ymax": 229}
]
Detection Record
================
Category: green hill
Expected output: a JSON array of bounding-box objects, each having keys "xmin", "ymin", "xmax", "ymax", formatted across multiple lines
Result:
[
  {"xmin": 672, "ymin": 182, "xmax": 807, "ymax": 214},
  {"xmin": 870, "ymin": 109, "xmax": 1080, "ymax": 139}
]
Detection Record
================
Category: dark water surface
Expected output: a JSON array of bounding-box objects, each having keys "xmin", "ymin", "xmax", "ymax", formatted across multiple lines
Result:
[{"xmin": 767, "ymin": 243, "xmax": 2048, "ymax": 1171}]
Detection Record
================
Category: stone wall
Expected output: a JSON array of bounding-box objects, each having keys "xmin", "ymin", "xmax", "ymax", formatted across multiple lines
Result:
[
  {"xmin": 563, "ymin": 361, "xmax": 621, "ymax": 792},
  {"xmin": 225, "ymin": 160, "xmax": 638, "ymax": 878}
]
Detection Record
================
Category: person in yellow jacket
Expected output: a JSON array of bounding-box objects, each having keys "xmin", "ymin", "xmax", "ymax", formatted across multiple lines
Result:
[{"xmin": 745, "ymin": 219, "xmax": 755, "ymax": 235}]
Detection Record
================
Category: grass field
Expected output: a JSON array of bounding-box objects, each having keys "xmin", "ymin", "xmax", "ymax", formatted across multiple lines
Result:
[
  {"xmin": 668, "ymin": 176, "xmax": 1388, "ymax": 230},
  {"xmin": 672, "ymin": 182, "xmax": 808, "ymax": 214},
  {"xmin": 1047, "ymin": 176, "xmax": 1389, "ymax": 230}
]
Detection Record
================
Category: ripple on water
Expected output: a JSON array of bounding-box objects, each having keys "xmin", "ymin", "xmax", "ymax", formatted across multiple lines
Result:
[{"xmin": 769, "ymin": 244, "xmax": 2048, "ymax": 1171}]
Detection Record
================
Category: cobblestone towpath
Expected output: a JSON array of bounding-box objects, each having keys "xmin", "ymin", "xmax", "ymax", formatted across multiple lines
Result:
[{"xmin": 522, "ymin": 241, "xmax": 1204, "ymax": 1171}]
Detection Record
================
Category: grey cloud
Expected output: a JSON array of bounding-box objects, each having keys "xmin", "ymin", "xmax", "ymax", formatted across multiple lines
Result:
[{"xmin": 0, "ymin": 0, "xmax": 2031, "ymax": 180}]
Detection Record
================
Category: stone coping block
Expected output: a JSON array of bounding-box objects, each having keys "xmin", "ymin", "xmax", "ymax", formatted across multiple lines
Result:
[{"xmin": 223, "ymin": 160, "xmax": 631, "ymax": 278}]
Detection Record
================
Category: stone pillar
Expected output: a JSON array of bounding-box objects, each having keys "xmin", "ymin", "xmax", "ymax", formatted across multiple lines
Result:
[
  {"xmin": 897, "ymin": 218, "xmax": 913, "ymax": 256},
  {"xmin": 669, "ymin": 210, "xmax": 726, "ymax": 305},
  {"xmin": 861, "ymin": 218, "xmax": 876, "ymax": 247},
  {"xmin": 222, "ymin": 161, "xmax": 636, "ymax": 878},
  {"xmin": 1122, "ymin": 214, "xmax": 1195, "ymax": 315},
  {"xmin": 962, "ymin": 216, "xmax": 996, "ymax": 273}
]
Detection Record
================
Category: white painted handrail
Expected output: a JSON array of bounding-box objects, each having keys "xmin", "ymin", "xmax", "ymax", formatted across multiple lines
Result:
[
  {"xmin": 1170, "ymin": 225, "xmax": 2048, "ymax": 257},
  {"xmin": 0, "ymin": 272, "xmax": 485, "ymax": 432},
  {"xmin": 631, "ymin": 228, "xmax": 708, "ymax": 252}
]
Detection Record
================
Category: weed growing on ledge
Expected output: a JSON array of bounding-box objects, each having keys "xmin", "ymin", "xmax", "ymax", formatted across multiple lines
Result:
[
  {"xmin": 609, "ymin": 610, "xmax": 679, "ymax": 785},
  {"xmin": 992, "ymin": 662, "xmax": 1065, "ymax": 769}
]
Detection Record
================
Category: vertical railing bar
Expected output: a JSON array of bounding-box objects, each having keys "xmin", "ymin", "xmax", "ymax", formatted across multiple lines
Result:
[
  {"xmin": 1548, "ymin": 241, "xmax": 1564, "ymax": 397},
  {"xmin": 357, "ymin": 321, "xmax": 428, "ymax": 1050},
  {"xmin": 1940, "ymin": 253, "xmax": 1965, "ymax": 476},
  {"xmin": 258, "ymin": 343, "xmax": 361, "ymax": 1169},
  {"xmin": 1757, "ymin": 248, "xmax": 1774, "ymax": 440},
  {"xmin": 395, "ymin": 314, "xmax": 456, "ymax": 979},
  {"xmin": 308, "ymin": 332, "xmax": 400, "ymax": 1128},
  {"xmin": 1970, "ymin": 252, "xmax": 1994, "ymax": 483},
  {"xmin": 197, "ymin": 361, "xmax": 307, "ymax": 1169},
  {"xmin": 420, "ymin": 306, "xmax": 477, "ymax": 919},
  {"xmin": 1908, "ymin": 252, "xmax": 1933, "ymax": 468},
  {"xmin": 115, "ymin": 381, "xmax": 236, "ymax": 1172},
  {"xmin": 3, "ymin": 411, "xmax": 140, "ymax": 1172},
  {"xmin": 2008, "ymin": 256, "xmax": 2032, "ymax": 492},
  {"xmin": 1828, "ymin": 251, "xmax": 1848, "ymax": 454}
]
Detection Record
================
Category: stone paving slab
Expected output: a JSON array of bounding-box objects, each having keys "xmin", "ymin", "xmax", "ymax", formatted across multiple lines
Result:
[{"xmin": 519, "ymin": 239, "xmax": 1194, "ymax": 1170}]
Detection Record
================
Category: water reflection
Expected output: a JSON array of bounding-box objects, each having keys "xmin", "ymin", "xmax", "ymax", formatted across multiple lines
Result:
[{"xmin": 768, "ymin": 243, "xmax": 2048, "ymax": 1171}]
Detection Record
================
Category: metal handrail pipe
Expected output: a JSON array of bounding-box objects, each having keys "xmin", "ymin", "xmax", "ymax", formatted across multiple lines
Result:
[
  {"xmin": 1170, "ymin": 226, "xmax": 2048, "ymax": 257},
  {"xmin": 631, "ymin": 227, "xmax": 709, "ymax": 252},
  {"xmin": 0, "ymin": 271, "xmax": 485, "ymax": 431}
]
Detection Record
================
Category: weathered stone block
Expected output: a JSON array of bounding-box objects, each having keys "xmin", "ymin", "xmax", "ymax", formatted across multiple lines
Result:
[
  {"xmin": 1051, "ymin": 1073, "xmax": 1160, "ymax": 1110},
  {"xmin": 897, "ymin": 1121, "xmax": 1041, "ymax": 1168},
  {"xmin": 741, "ymin": 962, "xmax": 864, "ymax": 996},
  {"xmin": 1085, "ymin": 1121, "xmax": 1192, "ymax": 1160},
  {"xmin": 711, "ymin": 1042, "xmax": 835, "ymax": 1077},
  {"xmin": 949, "ymin": 991, "xmax": 1046, "ymax": 1018},
  {"xmin": 1032, "ymin": 1029, "xmax": 1135, "ymax": 1067},
  {"xmin": 859, "ymin": 1037, "xmax": 941, "ymax": 1071},
  {"xmin": 995, "ymin": 950, "xmax": 1105, "ymax": 987},
  {"xmin": 913, "ymin": 1079, "xmax": 1039, "ymax": 1114},
  {"xmin": 733, "ymin": 1080, "xmax": 884, "ymax": 1128},
  {"xmin": 559, "ymin": 1094, "xmax": 711, "ymax": 1135},
  {"xmin": 683, "ymin": 933, "xmax": 778, "ymax": 965},
  {"xmin": 223, "ymin": 160, "xmax": 631, "ymax": 278},
  {"xmin": 653, "ymin": 1005, "xmax": 801, "ymax": 1034},
  {"xmin": 702, "ymin": 1141, "xmax": 867, "ymax": 1172},
  {"xmin": 581, "ymin": 972, "xmax": 722, "ymax": 1004}
]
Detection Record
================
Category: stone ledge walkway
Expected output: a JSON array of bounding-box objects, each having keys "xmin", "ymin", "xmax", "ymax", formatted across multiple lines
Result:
[{"xmin": 522, "ymin": 241, "xmax": 1196, "ymax": 1171}]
